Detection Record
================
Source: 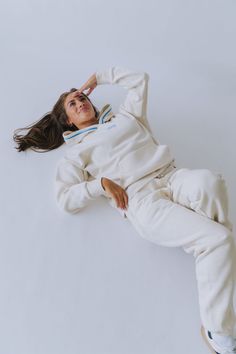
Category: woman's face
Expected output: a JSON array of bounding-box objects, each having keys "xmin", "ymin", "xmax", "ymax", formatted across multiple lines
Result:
[{"xmin": 64, "ymin": 91, "xmax": 97, "ymax": 129}]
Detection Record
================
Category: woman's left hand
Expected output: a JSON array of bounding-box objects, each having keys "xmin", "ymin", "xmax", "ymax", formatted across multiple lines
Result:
[{"xmin": 77, "ymin": 73, "xmax": 97, "ymax": 96}]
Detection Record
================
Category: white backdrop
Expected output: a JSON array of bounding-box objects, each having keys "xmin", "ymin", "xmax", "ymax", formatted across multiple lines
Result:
[{"xmin": 1, "ymin": 1, "xmax": 236, "ymax": 353}]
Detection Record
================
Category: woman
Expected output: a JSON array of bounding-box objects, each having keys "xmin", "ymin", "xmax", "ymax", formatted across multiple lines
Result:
[{"xmin": 13, "ymin": 66, "xmax": 236, "ymax": 353}]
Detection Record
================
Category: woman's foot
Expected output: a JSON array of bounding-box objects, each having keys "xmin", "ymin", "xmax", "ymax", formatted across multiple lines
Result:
[{"xmin": 201, "ymin": 325, "xmax": 236, "ymax": 353}]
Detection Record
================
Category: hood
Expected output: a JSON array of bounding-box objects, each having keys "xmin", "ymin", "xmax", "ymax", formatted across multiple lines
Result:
[{"xmin": 63, "ymin": 104, "xmax": 114, "ymax": 145}]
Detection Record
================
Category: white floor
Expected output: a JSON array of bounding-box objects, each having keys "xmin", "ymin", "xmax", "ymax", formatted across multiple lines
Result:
[
  {"xmin": 0, "ymin": 174, "xmax": 211, "ymax": 354},
  {"xmin": 2, "ymin": 144, "xmax": 234, "ymax": 353}
]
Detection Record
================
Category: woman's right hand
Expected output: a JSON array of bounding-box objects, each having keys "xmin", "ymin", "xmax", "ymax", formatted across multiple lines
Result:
[
  {"xmin": 77, "ymin": 73, "xmax": 97, "ymax": 96},
  {"xmin": 101, "ymin": 177, "xmax": 129, "ymax": 210}
]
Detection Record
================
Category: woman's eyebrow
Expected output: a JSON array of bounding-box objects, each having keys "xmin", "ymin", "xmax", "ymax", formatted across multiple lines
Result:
[
  {"xmin": 74, "ymin": 92, "xmax": 86, "ymax": 99},
  {"xmin": 67, "ymin": 94, "xmax": 85, "ymax": 106}
]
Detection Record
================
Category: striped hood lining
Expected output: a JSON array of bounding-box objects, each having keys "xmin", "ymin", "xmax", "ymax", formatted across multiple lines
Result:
[{"xmin": 63, "ymin": 104, "xmax": 114, "ymax": 145}]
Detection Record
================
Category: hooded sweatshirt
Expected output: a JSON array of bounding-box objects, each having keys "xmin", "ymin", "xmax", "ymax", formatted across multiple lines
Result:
[{"xmin": 55, "ymin": 66, "xmax": 176, "ymax": 217}]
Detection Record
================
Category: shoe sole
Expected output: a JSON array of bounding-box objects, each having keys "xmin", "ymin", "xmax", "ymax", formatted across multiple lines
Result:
[{"xmin": 200, "ymin": 325, "xmax": 220, "ymax": 354}]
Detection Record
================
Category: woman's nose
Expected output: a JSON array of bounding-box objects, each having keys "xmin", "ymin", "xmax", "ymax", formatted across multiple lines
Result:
[{"xmin": 78, "ymin": 101, "xmax": 84, "ymax": 110}]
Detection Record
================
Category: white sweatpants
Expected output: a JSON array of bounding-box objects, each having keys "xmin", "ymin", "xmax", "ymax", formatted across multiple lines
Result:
[{"xmin": 125, "ymin": 168, "xmax": 236, "ymax": 336}]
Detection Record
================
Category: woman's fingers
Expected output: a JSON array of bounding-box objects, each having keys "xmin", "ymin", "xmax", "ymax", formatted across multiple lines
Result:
[
  {"xmin": 77, "ymin": 82, "xmax": 89, "ymax": 95},
  {"xmin": 77, "ymin": 85, "xmax": 94, "ymax": 96},
  {"xmin": 78, "ymin": 74, "xmax": 97, "ymax": 96},
  {"xmin": 115, "ymin": 189, "xmax": 129, "ymax": 210},
  {"xmin": 123, "ymin": 192, "xmax": 129, "ymax": 209},
  {"xmin": 102, "ymin": 178, "xmax": 128, "ymax": 210},
  {"xmin": 78, "ymin": 86, "xmax": 88, "ymax": 93},
  {"xmin": 114, "ymin": 191, "xmax": 121, "ymax": 209},
  {"xmin": 77, "ymin": 83, "xmax": 87, "ymax": 93},
  {"xmin": 86, "ymin": 87, "xmax": 94, "ymax": 96}
]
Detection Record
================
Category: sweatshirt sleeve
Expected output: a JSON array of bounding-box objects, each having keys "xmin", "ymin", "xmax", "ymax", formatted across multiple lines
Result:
[
  {"xmin": 54, "ymin": 158, "xmax": 107, "ymax": 214},
  {"xmin": 95, "ymin": 66, "xmax": 151, "ymax": 132}
]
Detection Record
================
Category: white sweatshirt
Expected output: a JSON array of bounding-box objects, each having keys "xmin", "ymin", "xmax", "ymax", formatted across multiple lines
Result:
[{"xmin": 55, "ymin": 66, "xmax": 176, "ymax": 217}]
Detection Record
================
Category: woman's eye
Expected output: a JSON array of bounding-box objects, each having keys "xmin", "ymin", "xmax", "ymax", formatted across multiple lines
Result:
[{"xmin": 69, "ymin": 96, "xmax": 85, "ymax": 107}]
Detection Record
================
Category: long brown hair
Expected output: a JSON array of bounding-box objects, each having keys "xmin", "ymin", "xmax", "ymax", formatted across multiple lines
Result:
[{"xmin": 13, "ymin": 89, "xmax": 99, "ymax": 153}]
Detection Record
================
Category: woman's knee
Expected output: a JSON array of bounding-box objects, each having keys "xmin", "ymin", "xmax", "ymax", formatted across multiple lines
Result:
[
  {"xmin": 170, "ymin": 168, "xmax": 223, "ymax": 197},
  {"xmin": 196, "ymin": 169, "xmax": 227, "ymax": 198}
]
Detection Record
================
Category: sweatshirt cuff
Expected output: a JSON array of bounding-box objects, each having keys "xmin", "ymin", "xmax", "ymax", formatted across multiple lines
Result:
[
  {"xmin": 95, "ymin": 68, "xmax": 112, "ymax": 85},
  {"xmin": 86, "ymin": 178, "xmax": 107, "ymax": 198}
]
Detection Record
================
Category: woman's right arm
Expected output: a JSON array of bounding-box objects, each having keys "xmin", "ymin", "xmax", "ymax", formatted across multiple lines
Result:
[
  {"xmin": 76, "ymin": 66, "xmax": 151, "ymax": 133},
  {"xmin": 54, "ymin": 158, "xmax": 107, "ymax": 214},
  {"xmin": 95, "ymin": 66, "xmax": 151, "ymax": 132}
]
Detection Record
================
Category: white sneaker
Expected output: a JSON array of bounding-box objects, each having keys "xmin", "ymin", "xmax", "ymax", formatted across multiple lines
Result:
[{"xmin": 201, "ymin": 325, "xmax": 236, "ymax": 354}]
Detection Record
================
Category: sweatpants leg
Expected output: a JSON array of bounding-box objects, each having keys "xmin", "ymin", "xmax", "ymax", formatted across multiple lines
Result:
[{"xmin": 125, "ymin": 168, "xmax": 236, "ymax": 336}]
